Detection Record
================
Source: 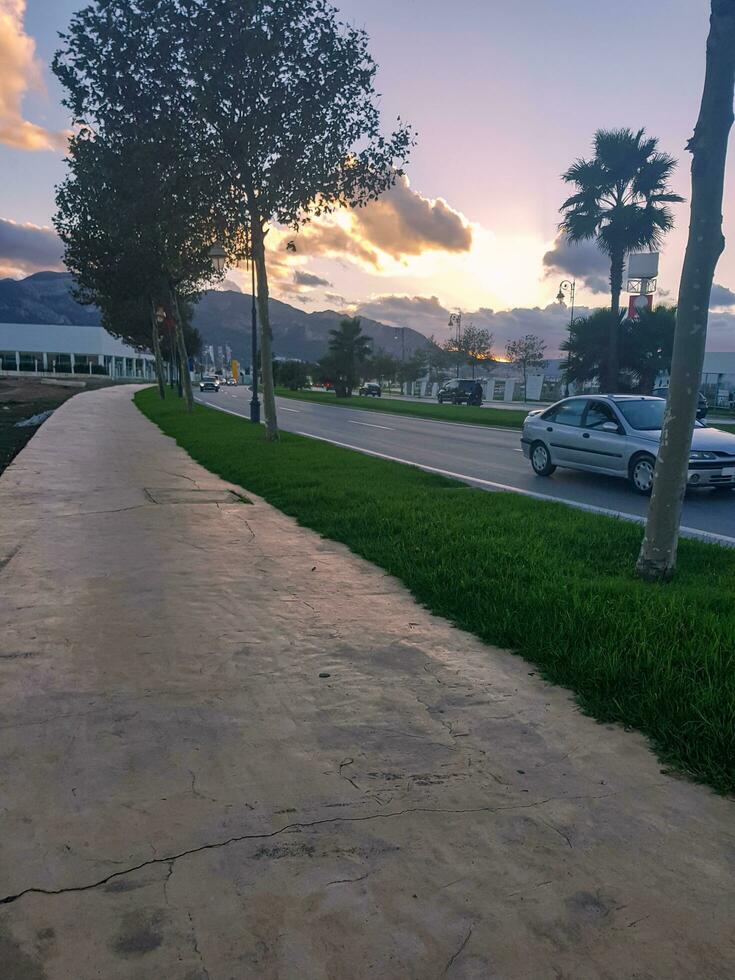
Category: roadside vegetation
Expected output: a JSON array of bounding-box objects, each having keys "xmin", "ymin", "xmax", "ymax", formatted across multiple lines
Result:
[
  {"xmin": 137, "ymin": 387, "xmax": 735, "ymax": 795},
  {"xmin": 274, "ymin": 386, "xmax": 529, "ymax": 429}
]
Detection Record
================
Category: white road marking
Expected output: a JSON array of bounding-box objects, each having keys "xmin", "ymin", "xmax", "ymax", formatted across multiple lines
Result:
[
  {"xmin": 281, "ymin": 407, "xmax": 301, "ymax": 413},
  {"xmin": 195, "ymin": 399, "xmax": 735, "ymax": 548},
  {"xmin": 349, "ymin": 420, "xmax": 394, "ymax": 430},
  {"xmin": 294, "ymin": 430, "xmax": 735, "ymax": 549}
]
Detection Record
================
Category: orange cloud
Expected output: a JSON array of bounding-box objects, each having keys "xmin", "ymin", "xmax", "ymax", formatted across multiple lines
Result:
[{"xmin": 0, "ymin": 0, "xmax": 67, "ymax": 151}]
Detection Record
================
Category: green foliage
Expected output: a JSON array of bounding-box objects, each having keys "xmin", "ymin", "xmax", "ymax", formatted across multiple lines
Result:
[
  {"xmin": 443, "ymin": 326, "xmax": 494, "ymax": 377},
  {"xmin": 505, "ymin": 334, "xmax": 547, "ymax": 395},
  {"xmin": 562, "ymin": 306, "xmax": 676, "ymax": 393},
  {"xmin": 324, "ymin": 317, "xmax": 373, "ymax": 397},
  {"xmin": 560, "ymin": 128, "xmax": 683, "ymax": 265},
  {"xmin": 273, "ymin": 360, "xmax": 310, "ymax": 390},
  {"xmin": 137, "ymin": 386, "xmax": 735, "ymax": 794}
]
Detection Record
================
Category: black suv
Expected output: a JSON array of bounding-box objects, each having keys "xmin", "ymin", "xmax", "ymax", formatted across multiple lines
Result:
[
  {"xmin": 359, "ymin": 382, "xmax": 382, "ymax": 397},
  {"xmin": 437, "ymin": 379, "xmax": 483, "ymax": 406},
  {"xmin": 652, "ymin": 387, "xmax": 708, "ymax": 420}
]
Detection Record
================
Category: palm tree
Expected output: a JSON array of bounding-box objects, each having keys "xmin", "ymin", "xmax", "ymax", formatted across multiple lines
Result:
[
  {"xmin": 327, "ymin": 317, "xmax": 372, "ymax": 397},
  {"xmin": 560, "ymin": 128, "xmax": 683, "ymax": 392}
]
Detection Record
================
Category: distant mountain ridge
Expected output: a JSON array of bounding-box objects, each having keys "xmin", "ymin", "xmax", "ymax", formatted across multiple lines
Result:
[{"xmin": 0, "ymin": 271, "xmax": 428, "ymax": 363}]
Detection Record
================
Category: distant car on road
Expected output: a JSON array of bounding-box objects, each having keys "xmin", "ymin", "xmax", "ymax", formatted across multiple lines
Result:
[
  {"xmin": 199, "ymin": 377, "xmax": 220, "ymax": 392},
  {"xmin": 359, "ymin": 382, "xmax": 382, "ymax": 397},
  {"xmin": 522, "ymin": 394, "xmax": 735, "ymax": 494},
  {"xmin": 437, "ymin": 379, "xmax": 483, "ymax": 406},
  {"xmin": 226, "ymin": 378, "xmax": 237, "ymax": 386},
  {"xmin": 652, "ymin": 386, "xmax": 708, "ymax": 420}
]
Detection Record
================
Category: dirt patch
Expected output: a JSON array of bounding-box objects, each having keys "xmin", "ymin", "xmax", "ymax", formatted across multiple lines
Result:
[{"xmin": 0, "ymin": 380, "xmax": 77, "ymax": 475}]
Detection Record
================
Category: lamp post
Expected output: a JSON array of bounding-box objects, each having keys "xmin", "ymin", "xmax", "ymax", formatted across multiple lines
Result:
[{"xmin": 556, "ymin": 280, "xmax": 576, "ymax": 397}]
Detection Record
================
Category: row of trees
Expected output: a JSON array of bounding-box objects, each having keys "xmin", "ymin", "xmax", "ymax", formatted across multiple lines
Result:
[
  {"xmin": 273, "ymin": 317, "xmax": 549, "ymax": 399},
  {"xmin": 52, "ymin": 0, "xmax": 413, "ymax": 439}
]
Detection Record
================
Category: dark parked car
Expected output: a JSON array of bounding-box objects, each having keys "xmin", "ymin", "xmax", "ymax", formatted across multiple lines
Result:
[
  {"xmin": 359, "ymin": 382, "xmax": 382, "ymax": 397},
  {"xmin": 437, "ymin": 379, "xmax": 483, "ymax": 406},
  {"xmin": 652, "ymin": 387, "xmax": 708, "ymax": 420}
]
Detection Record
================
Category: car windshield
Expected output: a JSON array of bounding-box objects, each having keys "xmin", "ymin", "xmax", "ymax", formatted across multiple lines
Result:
[{"xmin": 617, "ymin": 399, "xmax": 666, "ymax": 431}]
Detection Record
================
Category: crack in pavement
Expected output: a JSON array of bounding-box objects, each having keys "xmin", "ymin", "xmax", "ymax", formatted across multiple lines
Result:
[
  {"xmin": 443, "ymin": 923, "xmax": 473, "ymax": 975},
  {"xmin": 0, "ymin": 798, "xmax": 563, "ymax": 907}
]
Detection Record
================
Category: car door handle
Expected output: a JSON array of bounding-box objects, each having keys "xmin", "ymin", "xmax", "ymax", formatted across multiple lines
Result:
[
  {"xmin": 546, "ymin": 426, "xmax": 553, "ymax": 432},
  {"xmin": 582, "ymin": 433, "xmax": 591, "ymax": 439}
]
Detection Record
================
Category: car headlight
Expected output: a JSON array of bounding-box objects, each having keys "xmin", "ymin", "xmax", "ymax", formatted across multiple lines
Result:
[{"xmin": 689, "ymin": 451, "xmax": 717, "ymax": 461}]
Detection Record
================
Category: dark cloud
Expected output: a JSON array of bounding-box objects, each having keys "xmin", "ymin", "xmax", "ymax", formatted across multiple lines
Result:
[
  {"xmin": 542, "ymin": 233, "xmax": 609, "ymax": 294},
  {"xmin": 0, "ymin": 217, "xmax": 63, "ymax": 275},
  {"xmin": 357, "ymin": 293, "xmax": 591, "ymax": 354},
  {"xmin": 324, "ymin": 291, "xmax": 349, "ymax": 307},
  {"xmin": 291, "ymin": 224, "xmax": 379, "ymax": 266},
  {"xmin": 293, "ymin": 270, "xmax": 332, "ymax": 288},
  {"xmin": 353, "ymin": 176, "xmax": 472, "ymax": 259},
  {"xmin": 710, "ymin": 283, "xmax": 735, "ymax": 307}
]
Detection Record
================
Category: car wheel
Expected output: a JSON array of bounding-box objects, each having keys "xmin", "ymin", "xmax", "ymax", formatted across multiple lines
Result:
[
  {"xmin": 629, "ymin": 453, "xmax": 656, "ymax": 494},
  {"xmin": 530, "ymin": 441, "xmax": 555, "ymax": 477}
]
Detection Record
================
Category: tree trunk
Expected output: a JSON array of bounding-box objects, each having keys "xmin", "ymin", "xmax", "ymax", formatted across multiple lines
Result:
[
  {"xmin": 250, "ymin": 211, "xmax": 279, "ymax": 441},
  {"xmin": 168, "ymin": 284, "xmax": 194, "ymax": 412},
  {"xmin": 606, "ymin": 249, "xmax": 624, "ymax": 392},
  {"xmin": 149, "ymin": 300, "xmax": 166, "ymax": 400},
  {"xmin": 636, "ymin": 0, "xmax": 735, "ymax": 582}
]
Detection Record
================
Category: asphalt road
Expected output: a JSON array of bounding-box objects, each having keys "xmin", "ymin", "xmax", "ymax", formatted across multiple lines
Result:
[{"xmin": 196, "ymin": 387, "xmax": 735, "ymax": 543}]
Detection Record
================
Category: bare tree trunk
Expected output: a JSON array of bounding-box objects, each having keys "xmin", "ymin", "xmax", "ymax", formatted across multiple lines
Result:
[
  {"xmin": 606, "ymin": 248, "xmax": 624, "ymax": 392},
  {"xmin": 637, "ymin": 0, "xmax": 735, "ymax": 582},
  {"xmin": 168, "ymin": 284, "xmax": 194, "ymax": 412},
  {"xmin": 149, "ymin": 300, "xmax": 166, "ymax": 400},
  {"xmin": 249, "ymin": 211, "xmax": 279, "ymax": 441}
]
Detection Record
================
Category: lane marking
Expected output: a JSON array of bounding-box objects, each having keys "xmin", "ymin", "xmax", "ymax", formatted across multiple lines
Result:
[
  {"xmin": 195, "ymin": 399, "xmax": 735, "ymax": 548},
  {"xmin": 293, "ymin": 430, "xmax": 735, "ymax": 548},
  {"xmin": 281, "ymin": 407, "xmax": 301, "ymax": 413},
  {"xmin": 275, "ymin": 398, "xmax": 523, "ymax": 435},
  {"xmin": 349, "ymin": 420, "xmax": 394, "ymax": 430}
]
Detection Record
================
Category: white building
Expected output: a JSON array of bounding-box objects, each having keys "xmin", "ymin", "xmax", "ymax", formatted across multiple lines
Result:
[{"xmin": 0, "ymin": 322, "xmax": 158, "ymax": 380}]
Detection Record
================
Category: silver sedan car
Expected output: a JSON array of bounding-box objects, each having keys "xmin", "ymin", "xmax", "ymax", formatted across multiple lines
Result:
[{"xmin": 521, "ymin": 394, "xmax": 735, "ymax": 494}]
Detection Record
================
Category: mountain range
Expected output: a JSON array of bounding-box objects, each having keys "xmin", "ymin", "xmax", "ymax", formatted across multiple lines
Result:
[{"xmin": 0, "ymin": 272, "xmax": 428, "ymax": 363}]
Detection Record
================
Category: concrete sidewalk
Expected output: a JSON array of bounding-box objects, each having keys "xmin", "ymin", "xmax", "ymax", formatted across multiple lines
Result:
[{"xmin": 0, "ymin": 385, "xmax": 733, "ymax": 980}]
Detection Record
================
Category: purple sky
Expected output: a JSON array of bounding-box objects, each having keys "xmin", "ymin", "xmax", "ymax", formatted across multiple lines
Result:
[{"xmin": 2, "ymin": 0, "xmax": 734, "ymax": 351}]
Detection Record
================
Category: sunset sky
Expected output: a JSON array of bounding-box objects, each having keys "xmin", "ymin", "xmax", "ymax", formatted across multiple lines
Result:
[{"xmin": 1, "ymin": 0, "xmax": 734, "ymax": 352}]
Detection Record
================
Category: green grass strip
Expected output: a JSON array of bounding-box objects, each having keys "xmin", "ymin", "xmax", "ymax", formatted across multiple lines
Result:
[
  {"xmin": 136, "ymin": 387, "xmax": 735, "ymax": 794},
  {"xmin": 274, "ymin": 386, "xmax": 529, "ymax": 428}
]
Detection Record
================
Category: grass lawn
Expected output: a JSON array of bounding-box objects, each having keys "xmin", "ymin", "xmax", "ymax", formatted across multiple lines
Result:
[
  {"xmin": 137, "ymin": 387, "xmax": 735, "ymax": 794},
  {"xmin": 275, "ymin": 386, "xmax": 529, "ymax": 429}
]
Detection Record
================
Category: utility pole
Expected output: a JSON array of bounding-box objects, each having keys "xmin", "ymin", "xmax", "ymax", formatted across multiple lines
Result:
[
  {"xmin": 448, "ymin": 312, "xmax": 462, "ymax": 378},
  {"xmin": 556, "ymin": 280, "xmax": 575, "ymax": 396}
]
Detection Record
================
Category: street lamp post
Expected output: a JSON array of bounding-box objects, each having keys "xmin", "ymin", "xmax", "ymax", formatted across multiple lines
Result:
[{"xmin": 556, "ymin": 280, "xmax": 576, "ymax": 396}]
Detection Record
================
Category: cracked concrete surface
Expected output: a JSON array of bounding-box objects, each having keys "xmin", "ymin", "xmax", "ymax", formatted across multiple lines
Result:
[{"xmin": 0, "ymin": 385, "xmax": 733, "ymax": 980}]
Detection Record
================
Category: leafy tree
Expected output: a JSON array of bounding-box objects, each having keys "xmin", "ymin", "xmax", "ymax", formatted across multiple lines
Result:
[
  {"xmin": 626, "ymin": 305, "xmax": 676, "ymax": 394},
  {"xmin": 325, "ymin": 317, "xmax": 372, "ymax": 397},
  {"xmin": 274, "ymin": 360, "xmax": 310, "ymax": 390},
  {"xmin": 505, "ymin": 334, "xmax": 547, "ymax": 398},
  {"xmin": 397, "ymin": 349, "xmax": 428, "ymax": 387},
  {"xmin": 174, "ymin": 0, "xmax": 413, "ymax": 438},
  {"xmin": 53, "ymin": 9, "xmax": 234, "ymax": 411},
  {"xmin": 424, "ymin": 335, "xmax": 453, "ymax": 382},
  {"xmin": 637, "ymin": 0, "xmax": 735, "ymax": 581},
  {"xmin": 561, "ymin": 307, "xmax": 675, "ymax": 394},
  {"xmin": 367, "ymin": 350, "xmax": 400, "ymax": 386},
  {"xmin": 560, "ymin": 128, "xmax": 683, "ymax": 391},
  {"xmin": 443, "ymin": 327, "xmax": 493, "ymax": 378}
]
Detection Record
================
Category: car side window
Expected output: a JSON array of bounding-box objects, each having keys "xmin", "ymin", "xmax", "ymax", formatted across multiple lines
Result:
[
  {"xmin": 549, "ymin": 400, "xmax": 587, "ymax": 427},
  {"xmin": 584, "ymin": 401, "xmax": 619, "ymax": 430}
]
